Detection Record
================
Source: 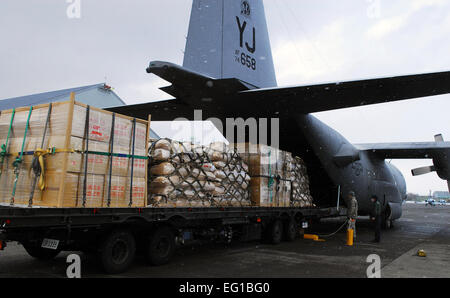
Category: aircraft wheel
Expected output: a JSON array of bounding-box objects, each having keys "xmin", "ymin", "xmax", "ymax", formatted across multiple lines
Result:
[{"xmin": 382, "ymin": 209, "xmax": 394, "ymax": 230}]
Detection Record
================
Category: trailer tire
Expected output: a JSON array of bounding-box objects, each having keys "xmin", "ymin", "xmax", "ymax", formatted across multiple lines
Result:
[
  {"xmin": 22, "ymin": 243, "xmax": 61, "ymax": 260},
  {"xmin": 145, "ymin": 226, "xmax": 176, "ymax": 266},
  {"xmin": 268, "ymin": 220, "xmax": 283, "ymax": 244},
  {"xmin": 99, "ymin": 229, "xmax": 136, "ymax": 274},
  {"xmin": 285, "ymin": 218, "xmax": 297, "ymax": 242}
]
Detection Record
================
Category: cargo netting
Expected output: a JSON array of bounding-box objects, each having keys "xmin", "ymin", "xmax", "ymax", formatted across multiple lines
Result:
[
  {"xmin": 290, "ymin": 156, "xmax": 315, "ymax": 208},
  {"xmin": 148, "ymin": 139, "xmax": 251, "ymax": 207}
]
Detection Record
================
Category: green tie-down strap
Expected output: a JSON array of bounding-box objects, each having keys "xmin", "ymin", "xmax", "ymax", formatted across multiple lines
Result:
[
  {"xmin": 0, "ymin": 144, "xmax": 7, "ymax": 177},
  {"xmin": 81, "ymin": 150, "xmax": 148, "ymax": 160},
  {"xmin": 0, "ymin": 109, "xmax": 16, "ymax": 176},
  {"xmin": 1, "ymin": 149, "xmax": 149, "ymax": 160},
  {"xmin": 0, "ymin": 144, "xmax": 7, "ymax": 158},
  {"xmin": 12, "ymin": 156, "xmax": 23, "ymax": 172},
  {"xmin": 0, "ymin": 144, "xmax": 7, "ymax": 164},
  {"xmin": 11, "ymin": 107, "xmax": 32, "ymax": 205}
]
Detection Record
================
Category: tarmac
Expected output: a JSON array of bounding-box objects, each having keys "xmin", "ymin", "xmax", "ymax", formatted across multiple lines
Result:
[{"xmin": 0, "ymin": 203, "xmax": 448, "ymax": 278}]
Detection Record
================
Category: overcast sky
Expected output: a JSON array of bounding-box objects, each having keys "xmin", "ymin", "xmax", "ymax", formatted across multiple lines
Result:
[{"xmin": 1, "ymin": 0, "xmax": 449, "ymax": 195}]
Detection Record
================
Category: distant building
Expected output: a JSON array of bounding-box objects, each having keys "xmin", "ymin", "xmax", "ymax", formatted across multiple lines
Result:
[
  {"xmin": 433, "ymin": 191, "xmax": 450, "ymax": 200},
  {"xmin": 0, "ymin": 83, "xmax": 159, "ymax": 139}
]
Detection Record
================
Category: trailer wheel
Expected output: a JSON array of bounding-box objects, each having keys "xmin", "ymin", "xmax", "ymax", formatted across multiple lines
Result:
[
  {"xmin": 285, "ymin": 218, "xmax": 297, "ymax": 242},
  {"xmin": 22, "ymin": 243, "xmax": 61, "ymax": 260},
  {"xmin": 145, "ymin": 226, "xmax": 176, "ymax": 266},
  {"xmin": 268, "ymin": 220, "xmax": 283, "ymax": 244},
  {"xmin": 99, "ymin": 229, "xmax": 136, "ymax": 274}
]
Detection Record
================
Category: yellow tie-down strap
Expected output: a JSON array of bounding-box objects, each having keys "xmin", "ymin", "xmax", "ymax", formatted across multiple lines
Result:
[
  {"xmin": 34, "ymin": 148, "xmax": 75, "ymax": 190},
  {"xmin": 7, "ymin": 148, "xmax": 75, "ymax": 191}
]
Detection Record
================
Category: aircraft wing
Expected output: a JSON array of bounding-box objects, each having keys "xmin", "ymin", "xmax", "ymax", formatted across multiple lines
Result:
[
  {"xmin": 355, "ymin": 142, "xmax": 450, "ymax": 159},
  {"xmin": 235, "ymin": 70, "xmax": 450, "ymax": 114},
  {"xmin": 147, "ymin": 61, "xmax": 450, "ymax": 115},
  {"xmin": 355, "ymin": 139, "xmax": 450, "ymax": 190}
]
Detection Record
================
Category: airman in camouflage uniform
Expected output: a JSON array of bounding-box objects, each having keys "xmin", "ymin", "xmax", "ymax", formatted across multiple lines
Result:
[{"xmin": 371, "ymin": 195, "xmax": 382, "ymax": 243}]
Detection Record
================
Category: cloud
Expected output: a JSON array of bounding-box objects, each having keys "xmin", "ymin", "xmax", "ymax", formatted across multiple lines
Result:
[
  {"xmin": 366, "ymin": 14, "xmax": 409, "ymax": 39},
  {"xmin": 121, "ymin": 78, "xmax": 173, "ymax": 105},
  {"xmin": 366, "ymin": 0, "xmax": 446, "ymax": 40},
  {"xmin": 273, "ymin": 19, "xmax": 349, "ymax": 85}
]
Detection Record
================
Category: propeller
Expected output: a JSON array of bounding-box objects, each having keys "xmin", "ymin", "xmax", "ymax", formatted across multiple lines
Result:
[
  {"xmin": 411, "ymin": 134, "xmax": 450, "ymax": 192},
  {"xmin": 411, "ymin": 165, "xmax": 435, "ymax": 176}
]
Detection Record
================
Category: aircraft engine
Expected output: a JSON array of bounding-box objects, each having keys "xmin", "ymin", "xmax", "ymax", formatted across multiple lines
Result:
[{"xmin": 411, "ymin": 134, "xmax": 450, "ymax": 192}]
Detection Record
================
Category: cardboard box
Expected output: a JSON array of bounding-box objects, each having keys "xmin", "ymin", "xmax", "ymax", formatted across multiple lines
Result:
[
  {"xmin": 249, "ymin": 177, "xmax": 291, "ymax": 207},
  {"xmin": 233, "ymin": 143, "xmax": 292, "ymax": 179}
]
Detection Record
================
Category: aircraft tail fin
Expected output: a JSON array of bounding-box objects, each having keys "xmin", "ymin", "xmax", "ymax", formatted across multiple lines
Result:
[{"xmin": 183, "ymin": 0, "xmax": 277, "ymax": 88}]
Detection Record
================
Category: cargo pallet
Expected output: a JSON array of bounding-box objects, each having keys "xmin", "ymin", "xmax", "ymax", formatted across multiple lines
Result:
[{"xmin": 0, "ymin": 204, "xmax": 346, "ymax": 274}]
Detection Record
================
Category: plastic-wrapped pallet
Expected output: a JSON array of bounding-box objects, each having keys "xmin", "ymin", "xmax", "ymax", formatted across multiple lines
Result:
[
  {"xmin": 290, "ymin": 157, "xmax": 315, "ymax": 208},
  {"xmin": 148, "ymin": 139, "xmax": 251, "ymax": 208}
]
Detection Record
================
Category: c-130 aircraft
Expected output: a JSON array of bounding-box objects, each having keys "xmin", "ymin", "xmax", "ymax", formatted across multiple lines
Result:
[{"xmin": 110, "ymin": 0, "xmax": 450, "ymax": 228}]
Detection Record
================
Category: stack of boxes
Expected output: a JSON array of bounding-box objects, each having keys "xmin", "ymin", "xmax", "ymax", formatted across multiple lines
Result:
[
  {"xmin": 0, "ymin": 99, "xmax": 149, "ymax": 208},
  {"xmin": 233, "ymin": 143, "xmax": 293, "ymax": 207},
  {"xmin": 233, "ymin": 143, "xmax": 314, "ymax": 208}
]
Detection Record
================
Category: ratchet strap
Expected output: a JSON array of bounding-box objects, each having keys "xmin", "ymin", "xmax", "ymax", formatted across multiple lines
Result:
[
  {"xmin": 11, "ymin": 107, "xmax": 32, "ymax": 205},
  {"xmin": 32, "ymin": 148, "xmax": 76, "ymax": 191},
  {"xmin": 0, "ymin": 109, "xmax": 15, "ymax": 178},
  {"xmin": 29, "ymin": 103, "xmax": 52, "ymax": 206}
]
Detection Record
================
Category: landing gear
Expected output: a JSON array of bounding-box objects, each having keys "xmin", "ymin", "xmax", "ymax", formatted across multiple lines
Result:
[
  {"xmin": 382, "ymin": 209, "xmax": 394, "ymax": 230},
  {"xmin": 383, "ymin": 217, "xmax": 394, "ymax": 229},
  {"xmin": 99, "ymin": 229, "xmax": 136, "ymax": 274}
]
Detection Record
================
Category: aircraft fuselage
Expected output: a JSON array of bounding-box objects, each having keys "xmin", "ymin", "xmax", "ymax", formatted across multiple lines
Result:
[{"xmin": 297, "ymin": 114, "xmax": 405, "ymax": 221}]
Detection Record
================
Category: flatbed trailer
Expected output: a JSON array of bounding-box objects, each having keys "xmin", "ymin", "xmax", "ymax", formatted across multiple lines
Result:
[{"xmin": 0, "ymin": 205, "xmax": 346, "ymax": 273}]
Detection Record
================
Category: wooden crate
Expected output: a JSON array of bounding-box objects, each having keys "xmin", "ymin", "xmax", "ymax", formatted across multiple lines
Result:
[{"xmin": 0, "ymin": 96, "xmax": 150, "ymax": 208}]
